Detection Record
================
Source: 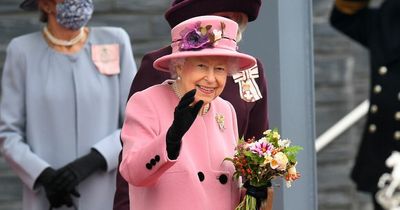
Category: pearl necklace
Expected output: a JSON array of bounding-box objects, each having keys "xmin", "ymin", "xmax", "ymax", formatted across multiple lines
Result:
[
  {"xmin": 43, "ymin": 26, "xmax": 85, "ymax": 46},
  {"xmin": 171, "ymin": 82, "xmax": 210, "ymax": 115}
]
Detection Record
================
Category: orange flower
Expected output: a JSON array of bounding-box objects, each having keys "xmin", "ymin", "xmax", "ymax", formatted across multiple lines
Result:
[{"xmin": 270, "ymin": 152, "xmax": 288, "ymax": 171}]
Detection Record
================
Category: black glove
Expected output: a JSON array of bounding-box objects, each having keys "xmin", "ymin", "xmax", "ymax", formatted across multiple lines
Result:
[
  {"xmin": 243, "ymin": 181, "xmax": 272, "ymax": 209},
  {"xmin": 166, "ymin": 89, "xmax": 203, "ymax": 159},
  {"xmin": 37, "ymin": 167, "xmax": 79, "ymax": 208},
  {"xmin": 51, "ymin": 149, "xmax": 107, "ymax": 193}
]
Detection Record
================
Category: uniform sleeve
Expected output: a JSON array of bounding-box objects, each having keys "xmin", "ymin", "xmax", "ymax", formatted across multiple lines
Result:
[
  {"xmin": 0, "ymin": 40, "xmax": 50, "ymax": 189},
  {"xmin": 120, "ymin": 92, "xmax": 176, "ymax": 187},
  {"xmin": 127, "ymin": 52, "xmax": 155, "ymax": 98},
  {"xmin": 244, "ymin": 60, "xmax": 269, "ymax": 140},
  {"xmin": 329, "ymin": 1, "xmax": 375, "ymax": 48},
  {"xmin": 92, "ymin": 28, "xmax": 137, "ymax": 171},
  {"xmin": 127, "ymin": 48, "xmax": 171, "ymax": 101}
]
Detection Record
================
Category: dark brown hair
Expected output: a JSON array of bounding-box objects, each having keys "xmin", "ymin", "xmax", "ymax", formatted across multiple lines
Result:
[
  {"xmin": 37, "ymin": 0, "xmax": 49, "ymax": 23},
  {"xmin": 39, "ymin": 10, "xmax": 48, "ymax": 23}
]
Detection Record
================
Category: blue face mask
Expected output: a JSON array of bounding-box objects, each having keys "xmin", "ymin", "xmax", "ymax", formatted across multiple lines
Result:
[{"xmin": 56, "ymin": 0, "xmax": 94, "ymax": 30}]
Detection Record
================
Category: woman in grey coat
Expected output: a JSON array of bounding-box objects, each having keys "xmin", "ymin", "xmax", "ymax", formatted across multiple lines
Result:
[{"xmin": 0, "ymin": 0, "xmax": 137, "ymax": 209}]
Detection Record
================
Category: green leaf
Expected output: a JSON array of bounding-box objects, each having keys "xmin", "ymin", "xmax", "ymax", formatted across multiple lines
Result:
[
  {"xmin": 238, "ymin": 136, "xmax": 245, "ymax": 144},
  {"xmin": 283, "ymin": 146, "xmax": 303, "ymax": 162}
]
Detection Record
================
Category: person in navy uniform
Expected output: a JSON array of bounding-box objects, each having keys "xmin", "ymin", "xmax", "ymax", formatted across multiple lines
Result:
[
  {"xmin": 330, "ymin": 0, "xmax": 400, "ymax": 209},
  {"xmin": 113, "ymin": 0, "xmax": 270, "ymax": 210}
]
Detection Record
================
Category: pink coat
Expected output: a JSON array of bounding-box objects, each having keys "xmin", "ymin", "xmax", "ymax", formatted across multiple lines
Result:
[{"xmin": 120, "ymin": 82, "xmax": 240, "ymax": 210}]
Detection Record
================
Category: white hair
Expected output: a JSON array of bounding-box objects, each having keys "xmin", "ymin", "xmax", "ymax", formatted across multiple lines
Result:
[
  {"xmin": 227, "ymin": 57, "xmax": 240, "ymax": 75},
  {"xmin": 168, "ymin": 57, "xmax": 240, "ymax": 76},
  {"xmin": 236, "ymin": 14, "xmax": 249, "ymax": 43},
  {"xmin": 169, "ymin": 58, "xmax": 186, "ymax": 78}
]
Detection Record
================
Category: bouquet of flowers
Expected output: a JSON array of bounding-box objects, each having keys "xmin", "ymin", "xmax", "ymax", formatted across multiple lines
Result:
[{"xmin": 225, "ymin": 129, "xmax": 303, "ymax": 210}]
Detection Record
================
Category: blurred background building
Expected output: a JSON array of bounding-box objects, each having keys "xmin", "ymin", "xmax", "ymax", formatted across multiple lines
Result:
[{"xmin": 0, "ymin": 0, "xmax": 382, "ymax": 209}]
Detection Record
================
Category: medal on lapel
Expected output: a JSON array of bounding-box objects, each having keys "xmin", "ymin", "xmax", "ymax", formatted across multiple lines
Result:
[{"xmin": 232, "ymin": 66, "xmax": 263, "ymax": 102}]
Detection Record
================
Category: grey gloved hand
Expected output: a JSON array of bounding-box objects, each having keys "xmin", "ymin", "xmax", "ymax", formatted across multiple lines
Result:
[
  {"xmin": 37, "ymin": 167, "xmax": 80, "ymax": 208},
  {"xmin": 51, "ymin": 149, "xmax": 106, "ymax": 193},
  {"xmin": 166, "ymin": 89, "xmax": 203, "ymax": 160}
]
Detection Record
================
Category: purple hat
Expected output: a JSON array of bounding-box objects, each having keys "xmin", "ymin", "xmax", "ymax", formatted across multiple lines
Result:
[
  {"xmin": 20, "ymin": 0, "xmax": 38, "ymax": 11},
  {"xmin": 153, "ymin": 15, "xmax": 256, "ymax": 73},
  {"xmin": 165, "ymin": 0, "xmax": 262, "ymax": 28}
]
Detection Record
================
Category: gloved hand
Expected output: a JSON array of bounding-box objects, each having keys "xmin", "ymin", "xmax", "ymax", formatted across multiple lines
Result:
[
  {"xmin": 166, "ymin": 89, "xmax": 203, "ymax": 159},
  {"xmin": 335, "ymin": 0, "xmax": 369, "ymax": 15},
  {"xmin": 243, "ymin": 181, "xmax": 272, "ymax": 210},
  {"xmin": 51, "ymin": 149, "xmax": 107, "ymax": 193},
  {"xmin": 37, "ymin": 167, "xmax": 80, "ymax": 208}
]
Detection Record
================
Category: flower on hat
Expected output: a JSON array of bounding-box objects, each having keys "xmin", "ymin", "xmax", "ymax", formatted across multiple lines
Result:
[{"xmin": 179, "ymin": 21, "xmax": 225, "ymax": 51}]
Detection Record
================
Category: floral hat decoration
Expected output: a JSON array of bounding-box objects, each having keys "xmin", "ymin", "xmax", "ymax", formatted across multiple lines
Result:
[{"xmin": 153, "ymin": 15, "xmax": 256, "ymax": 73}]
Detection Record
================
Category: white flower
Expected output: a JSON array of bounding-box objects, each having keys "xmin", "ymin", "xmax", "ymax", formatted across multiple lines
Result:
[
  {"xmin": 259, "ymin": 137, "xmax": 267, "ymax": 143},
  {"xmin": 278, "ymin": 139, "xmax": 291, "ymax": 147},
  {"xmin": 263, "ymin": 130, "xmax": 271, "ymax": 135},
  {"xmin": 286, "ymin": 180, "xmax": 292, "ymax": 188},
  {"xmin": 263, "ymin": 155, "xmax": 273, "ymax": 166},
  {"xmin": 213, "ymin": 29, "xmax": 222, "ymax": 41}
]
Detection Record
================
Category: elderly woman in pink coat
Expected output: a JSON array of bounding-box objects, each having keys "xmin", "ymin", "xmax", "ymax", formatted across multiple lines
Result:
[{"xmin": 120, "ymin": 15, "xmax": 256, "ymax": 210}]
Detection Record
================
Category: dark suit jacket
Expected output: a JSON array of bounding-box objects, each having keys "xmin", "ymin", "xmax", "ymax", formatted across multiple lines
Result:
[
  {"xmin": 113, "ymin": 46, "xmax": 269, "ymax": 209},
  {"xmin": 330, "ymin": 0, "xmax": 400, "ymax": 192}
]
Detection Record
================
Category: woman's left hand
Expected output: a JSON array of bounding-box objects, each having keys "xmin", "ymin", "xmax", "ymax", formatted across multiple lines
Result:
[{"xmin": 259, "ymin": 187, "xmax": 274, "ymax": 210}]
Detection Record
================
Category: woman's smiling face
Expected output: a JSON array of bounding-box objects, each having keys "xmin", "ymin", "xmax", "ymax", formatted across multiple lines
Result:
[{"xmin": 176, "ymin": 56, "xmax": 229, "ymax": 104}]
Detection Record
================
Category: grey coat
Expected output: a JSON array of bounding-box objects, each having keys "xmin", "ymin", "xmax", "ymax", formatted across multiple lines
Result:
[{"xmin": 0, "ymin": 27, "xmax": 137, "ymax": 210}]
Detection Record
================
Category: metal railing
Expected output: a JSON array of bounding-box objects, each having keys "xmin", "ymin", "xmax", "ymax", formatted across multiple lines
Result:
[{"xmin": 315, "ymin": 99, "xmax": 369, "ymax": 152}]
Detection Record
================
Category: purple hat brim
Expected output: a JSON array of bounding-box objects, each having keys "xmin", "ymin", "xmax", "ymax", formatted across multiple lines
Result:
[
  {"xmin": 153, "ymin": 49, "xmax": 257, "ymax": 73},
  {"xmin": 165, "ymin": 0, "xmax": 262, "ymax": 28}
]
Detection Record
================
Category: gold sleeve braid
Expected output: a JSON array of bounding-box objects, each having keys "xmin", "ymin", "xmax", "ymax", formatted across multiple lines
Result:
[{"xmin": 335, "ymin": 0, "xmax": 370, "ymax": 15}]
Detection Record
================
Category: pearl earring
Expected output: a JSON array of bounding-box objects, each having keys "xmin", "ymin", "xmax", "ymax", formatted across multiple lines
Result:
[{"xmin": 177, "ymin": 76, "xmax": 181, "ymax": 80}]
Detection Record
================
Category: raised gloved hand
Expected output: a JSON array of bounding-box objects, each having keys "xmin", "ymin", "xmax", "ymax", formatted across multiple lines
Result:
[
  {"xmin": 166, "ymin": 89, "xmax": 203, "ymax": 159},
  {"xmin": 37, "ymin": 167, "xmax": 80, "ymax": 208},
  {"xmin": 51, "ymin": 149, "xmax": 107, "ymax": 193}
]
